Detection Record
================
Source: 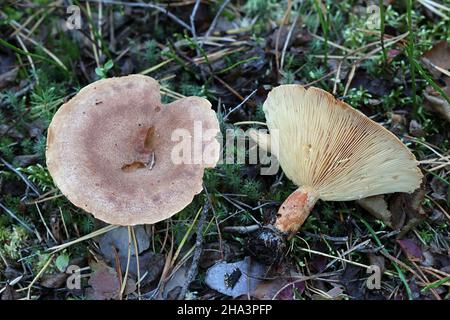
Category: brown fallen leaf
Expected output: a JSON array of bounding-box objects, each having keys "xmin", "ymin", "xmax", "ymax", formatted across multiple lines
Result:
[
  {"xmin": 409, "ymin": 119, "xmax": 425, "ymax": 137},
  {"xmin": 397, "ymin": 239, "xmax": 424, "ymax": 262},
  {"xmin": 357, "ymin": 195, "xmax": 393, "ymax": 228},
  {"xmin": 252, "ymin": 277, "xmax": 305, "ymax": 300},
  {"xmin": 340, "ymin": 265, "xmax": 364, "ymax": 299},
  {"xmin": 430, "ymin": 174, "xmax": 449, "ymax": 201},
  {"xmin": 162, "ymin": 265, "xmax": 189, "ymax": 300},
  {"xmin": 357, "ymin": 182, "xmax": 426, "ymax": 236},
  {"xmin": 0, "ymin": 67, "xmax": 18, "ymax": 90},
  {"xmin": 1, "ymin": 284, "xmax": 20, "ymax": 300},
  {"xmin": 199, "ymin": 242, "xmax": 238, "ymax": 269},
  {"xmin": 12, "ymin": 154, "xmax": 40, "ymax": 167},
  {"xmin": 421, "ymin": 41, "xmax": 450, "ymax": 78},
  {"xmin": 98, "ymin": 226, "xmax": 150, "ymax": 261},
  {"xmin": 121, "ymin": 251, "xmax": 165, "ymax": 286},
  {"xmin": 311, "ymin": 286, "xmax": 346, "ymax": 300},
  {"xmin": 40, "ymin": 273, "xmax": 68, "ymax": 289},
  {"xmin": 423, "ymin": 83, "xmax": 450, "ymax": 123},
  {"xmin": 87, "ymin": 261, "xmax": 136, "ymax": 300},
  {"xmin": 0, "ymin": 124, "xmax": 24, "ymax": 140},
  {"xmin": 390, "ymin": 185, "xmax": 427, "ymax": 237}
]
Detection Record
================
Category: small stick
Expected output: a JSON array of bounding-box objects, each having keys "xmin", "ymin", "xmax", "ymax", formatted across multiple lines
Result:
[
  {"xmin": 86, "ymin": 2, "xmax": 100, "ymax": 67},
  {"xmin": 177, "ymin": 203, "xmax": 209, "ymax": 299},
  {"xmin": 130, "ymin": 227, "xmax": 141, "ymax": 299},
  {"xmin": 0, "ymin": 157, "xmax": 40, "ymax": 196},
  {"xmin": 26, "ymin": 254, "xmax": 54, "ymax": 299},
  {"xmin": 280, "ymin": 12, "xmax": 299, "ymax": 71},
  {"xmin": 35, "ymin": 203, "xmax": 57, "ymax": 243},
  {"xmin": 0, "ymin": 202, "xmax": 34, "ymax": 233},
  {"xmin": 223, "ymin": 224, "xmax": 260, "ymax": 234},
  {"xmin": 223, "ymin": 89, "xmax": 257, "ymax": 120},
  {"xmin": 119, "ymin": 226, "xmax": 132, "ymax": 299},
  {"xmin": 86, "ymin": 0, "xmax": 191, "ymax": 30},
  {"xmin": 190, "ymin": 0, "xmax": 201, "ymax": 40},
  {"xmin": 204, "ymin": 0, "xmax": 231, "ymax": 40},
  {"xmin": 59, "ymin": 207, "xmax": 70, "ymax": 240}
]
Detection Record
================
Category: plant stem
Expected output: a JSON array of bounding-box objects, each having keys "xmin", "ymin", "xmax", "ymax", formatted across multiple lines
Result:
[
  {"xmin": 313, "ymin": 0, "xmax": 329, "ymax": 66},
  {"xmin": 406, "ymin": 0, "xmax": 418, "ymax": 116},
  {"xmin": 379, "ymin": 0, "xmax": 387, "ymax": 65},
  {"xmin": 414, "ymin": 60, "xmax": 450, "ymax": 104}
]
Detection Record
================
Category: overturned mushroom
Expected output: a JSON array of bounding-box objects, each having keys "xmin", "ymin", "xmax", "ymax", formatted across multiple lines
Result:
[
  {"xmin": 252, "ymin": 85, "xmax": 423, "ymax": 238},
  {"xmin": 46, "ymin": 75, "xmax": 220, "ymax": 225}
]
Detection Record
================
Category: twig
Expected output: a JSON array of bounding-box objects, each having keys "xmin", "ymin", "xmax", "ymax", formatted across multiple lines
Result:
[
  {"xmin": 280, "ymin": 12, "xmax": 299, "ymax": 71},
  {"xmin": 119, "ymin": 226, "xmax": 132, "ymax": 299},
  {"xmin": 275, "ymin": 0, "xmax": 292, "ymax": 79},
  {"xmin": 223, "ymin": 224, "xmax": 260, "ymax": 234},
  {"xmin": 299, "ymin": 246, "xmax": 395, "ymax": 277},
  {"xmin": 0, "ymin": 81, "xmax": 35, "ymax": 108},
  {"xmin": 26, "ymin": 254, "xmax": 54, "ymax": 299},
  {"xmin": 213, "ymin": 75, "xmax": 245, "ymax": 101},
  {"xmin": 0, "ymin": 157, "xmax": 40, "ymax": 196},
  {"xmin": 86, "ymin": 1, "xmax": 100, "ymax": 67},
  {"xmin": 177, "ymin": 203, "xmax": 209, "ymax": 299},
  {"xmin": 203, "ymin": 184, "xmax": 224, "ymax": 260},
  {"xmin": 303, "ymin": 231, "xmax": 349, "ymax": 243},
  {"xmin": 15, "ymin": 34, "xmax": 37, "ymax": 83},
  {"xmin": 223, "ymin": 89, "xmax": 257, "ymax": 120},
  {"xmin": 190, "ymin": 0, "xmax": 202, "ymax": 58},
  {"xmin": 35, "ymin": 203, "xmax": 57, "ymax": 243},
  {"xmin": 0, "ymin": 202, "xmax": 34, "ymax": 233},
  {"xmin": 48, "ymin": 224, "xmax": 119, "ymax": 253},
  {"xmin": 190, "ymin": 0, "xmax": 201, "ymax": 40},
  {"xmin": 204, "ymin": 0, "xmax": 231, "ymax": 40},
  {"xmin": 130, "ymin": 227, "xmax": 141, "ymax": 299},
  {"xmin": 86, "ymin": 0, "xmax": 191, "ymax": 30},
  {"xmin": 305, "ymin": 32, "xmax": 409, "ymax": 87}
]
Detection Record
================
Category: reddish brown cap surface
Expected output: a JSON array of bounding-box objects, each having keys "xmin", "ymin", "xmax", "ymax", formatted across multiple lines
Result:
[{"xmin": 46, "ymin": 75, "xmax": 220, "ymax": 225}]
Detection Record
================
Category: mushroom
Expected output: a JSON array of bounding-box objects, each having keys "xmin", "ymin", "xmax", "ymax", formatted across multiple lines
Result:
[
  {"xmin": 46, "ymin": 75, "xmax": 220, "ymax": 225},
  {"xmin": 252, "ymin": 84, "xmax": 423, "ymax": 237}
]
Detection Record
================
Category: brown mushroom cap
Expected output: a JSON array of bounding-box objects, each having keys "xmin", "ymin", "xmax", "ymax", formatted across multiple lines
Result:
[
  {"xmin": 261, "ymin": 85, "xmax": 423, "ymax": 201},
  {"xmin": 46, "ymin": 75, "xmax": 220, "ymax": 225}
]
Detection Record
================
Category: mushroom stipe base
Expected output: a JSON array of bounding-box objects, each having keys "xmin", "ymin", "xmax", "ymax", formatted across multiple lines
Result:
[
  {"xmin": 247, "ymin": 187, "xmax": 318, "ymax": 265},
  {"xmin": 247, "ymin": 227, "xmax": 286, "ymax": 265},
  {"xmin": 275, "ymin": 187, "xmax": 318, "ymax": 237}
]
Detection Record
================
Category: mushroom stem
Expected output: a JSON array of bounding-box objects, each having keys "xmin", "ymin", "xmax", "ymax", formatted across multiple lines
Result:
[{"xmin": 274, "ymin": 187, "xmax": 318, "ymax": 237}]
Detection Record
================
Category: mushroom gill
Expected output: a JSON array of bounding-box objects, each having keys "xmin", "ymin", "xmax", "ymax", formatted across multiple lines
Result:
[{"xmin": 256, "ymin": 85, "xmax": 423, "ymax": 236}]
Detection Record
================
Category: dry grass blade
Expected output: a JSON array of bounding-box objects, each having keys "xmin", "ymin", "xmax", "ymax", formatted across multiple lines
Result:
[{"xmin": 48, "ymin": 224, "xmax": 119, "ymax": 253}]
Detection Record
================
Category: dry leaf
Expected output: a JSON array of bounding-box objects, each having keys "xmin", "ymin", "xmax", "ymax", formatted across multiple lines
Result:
[
  {"xmin": 1, "ymin": 284, "xmax": 20, "ymax": 300},
  {"xmin": 0, "ymin": 67, "xmax": 18, "ymax": 89},
  {"xmin": 424, "ymin": 84, "xmax": 450, "ymax": 123},
  {"xmin": 40, "ymin": 273, "xmax": 69, "ymax": 289},
  {"xmin": 99, "ymin": 226, "xmax": 150, "ymax": 261},
  {"xmin": 357, "ymin": 195, "xmax": 392, "ymax": 227},
  {"xmin": 397, "ymin": 239, "xmax": 424, "ymax": 262},
  {"xmin": 87, "ymin": 261, "xmax": 136, "ymax": 300},
  {"xmin": 253, "ymin": 277, "xmax": 305, "ymax": 300},
  {"xmin": 390, "ymin": 185, "xmax": 426, "ymax": 236},
  {"xmin": 421, "ymin": 41, "xmax": 450, "ymax": 78},
  {"xmin": 205, "ymin": 257, "xmax": 266, "ymax": 298}
]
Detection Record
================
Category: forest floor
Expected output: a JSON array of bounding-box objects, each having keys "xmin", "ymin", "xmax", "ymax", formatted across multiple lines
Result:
[{"xmin": 0, "ymin": 0, "xmax": 449, "ymax": 300}]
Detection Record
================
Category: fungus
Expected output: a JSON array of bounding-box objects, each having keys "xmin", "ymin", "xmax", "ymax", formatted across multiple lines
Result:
[
  {"xmin": 253, "ymin": 85, "xmax": 423, "ymax": 237},
  {"xmin": 46, "ymin": 75, "xmax": 220, "ymax": 225}
]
